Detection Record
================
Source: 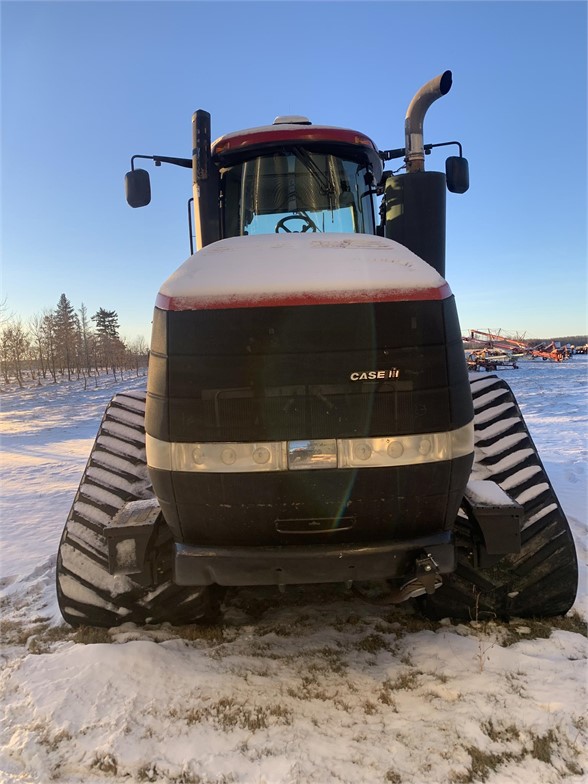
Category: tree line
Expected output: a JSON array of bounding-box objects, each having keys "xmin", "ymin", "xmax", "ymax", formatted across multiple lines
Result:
[{"xmin": 0, "ymin": 295, "xmax": 148, "ymax": 389}]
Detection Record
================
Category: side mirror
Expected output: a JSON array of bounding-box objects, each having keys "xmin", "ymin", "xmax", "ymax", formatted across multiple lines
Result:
[
  {"xmin": 125, "ymin": 169, "xmax": 151, "ymax": 208},
  {"xmin": 446, "ymin": 156, "xmax": 469, "ymax": 194}
]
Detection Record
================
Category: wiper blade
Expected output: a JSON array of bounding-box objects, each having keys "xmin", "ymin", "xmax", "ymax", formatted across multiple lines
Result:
[{"xmin": 291, "ymin": 146, "xmax": 335, "ymax": 200}]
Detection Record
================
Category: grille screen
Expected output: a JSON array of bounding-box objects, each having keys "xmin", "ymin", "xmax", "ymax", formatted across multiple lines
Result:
[
  {"xmin": 147, "ymin": 298, "xmax": 470, "ymax": 442},
  {"xmin": 160, "ymin": 383, "xmax": 440, "ymax": 441}
]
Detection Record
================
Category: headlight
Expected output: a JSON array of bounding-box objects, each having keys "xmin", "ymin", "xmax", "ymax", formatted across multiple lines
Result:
[{"xmin": 146, "ymin": 421, "xmax": 474, "ymax": 473}]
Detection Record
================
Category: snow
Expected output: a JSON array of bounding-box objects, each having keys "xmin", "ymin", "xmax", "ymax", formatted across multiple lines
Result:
[
  {"xmin": 158, "ymin": 234, "xmax": 450, "ymax": 310},
  {"xmin": 1, "ymin": 360, "xmax": 587, "ymax": 784},
  {"xmin": 465, "ymin": 480, "xmax": 516, "ymax": 507},
  {"xmin": 215, "ymin": 121, "xmax": 354, "ymax": 142}
]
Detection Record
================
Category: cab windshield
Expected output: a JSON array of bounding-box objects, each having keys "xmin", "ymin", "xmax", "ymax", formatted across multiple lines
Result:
[{"xmin": 220, "ymin": 148, "xmax": 377, "ymax": 238}]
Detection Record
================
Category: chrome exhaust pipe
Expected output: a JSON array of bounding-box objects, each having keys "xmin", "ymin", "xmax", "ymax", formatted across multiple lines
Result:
[{"xmin": 405, "ymin": 70, "xmax": 452, "ymax": 173}]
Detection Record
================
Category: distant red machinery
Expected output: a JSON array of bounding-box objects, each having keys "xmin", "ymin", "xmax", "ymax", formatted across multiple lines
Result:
[{"xmin": 466, "ymin": 329, "xmax": 570, "ymax": 362}]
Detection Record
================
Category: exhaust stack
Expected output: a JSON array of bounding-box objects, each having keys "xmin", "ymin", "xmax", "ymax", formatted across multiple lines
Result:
[{"xmin": 405, "ymin": 71, "xmax": 452, "ymax": 173}]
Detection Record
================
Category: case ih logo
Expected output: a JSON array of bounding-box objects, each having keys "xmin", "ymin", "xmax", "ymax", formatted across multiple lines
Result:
[{"xmin": 350, "ymin": 369, "xmax": 400, "ymax": 381}]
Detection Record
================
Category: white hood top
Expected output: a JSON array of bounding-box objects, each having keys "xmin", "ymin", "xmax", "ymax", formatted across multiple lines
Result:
[{"xmin": 155, "ymin": 233, "xmax": 451, "ymax": 311}]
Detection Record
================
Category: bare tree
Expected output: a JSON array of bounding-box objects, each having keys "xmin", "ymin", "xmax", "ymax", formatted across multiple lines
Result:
[
  {"xmin": 78, "ymin": 303, "xmax": 94, "ymax": 378},
  {"xmin": 0, "ymin": 299, "xmax": 12, "ymax": 326},
  {"xmin": 42, "ymin": 310, "xmax": 58, "ymax": 383},
  {"xmin": 0, "ymin": 326, "xmax": 10, "ymax": 384},
  {"xmin": 29, "ymin": 314, "xmax": 48, "ymax": 380},
  {"xmin": 0, "ymin": 320, "xmax": 29, "ymax": 388},
  {"xmin": 127, "ymin": 336, "xmax": 148, "ymax": 377}
]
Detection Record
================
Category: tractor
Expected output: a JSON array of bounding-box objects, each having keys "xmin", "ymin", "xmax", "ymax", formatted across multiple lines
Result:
[{"xmin": 56, "ymin": 72, "xmax": 577, "ymax": 626}]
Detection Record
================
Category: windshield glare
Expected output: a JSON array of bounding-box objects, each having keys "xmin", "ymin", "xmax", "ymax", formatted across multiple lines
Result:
[{"xmin": 220, "ymin": 149, "xmax": 377, "ymax": 238}]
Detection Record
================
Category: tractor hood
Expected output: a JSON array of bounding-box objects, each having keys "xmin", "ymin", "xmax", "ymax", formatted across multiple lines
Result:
[{"xmin": 155, "ymin": 233, "xmax": 451, "ymax": 312}]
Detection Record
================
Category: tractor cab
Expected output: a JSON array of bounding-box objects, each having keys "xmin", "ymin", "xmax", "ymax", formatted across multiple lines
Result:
[
  {"xmin": 125, "ymin": 93, "xmax": 467, "ymax": 275},
  {"xmin": 211, "ymin": 117, "xmax": 383, "ymax": 238}
]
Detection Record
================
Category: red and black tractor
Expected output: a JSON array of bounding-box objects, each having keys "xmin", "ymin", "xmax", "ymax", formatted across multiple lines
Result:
[{"xmin": 56, "ymin": 72, "xmax": 577, "ymax": 627}]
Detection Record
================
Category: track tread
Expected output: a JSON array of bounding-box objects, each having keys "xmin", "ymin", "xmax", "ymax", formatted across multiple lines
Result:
[
  {"xmin": 56, "ymin": 390, "xmax": 218, "ymax": 628},
  {"xmin": 423, "ymin": 375, "xmax": 578, "ymax": 620}
]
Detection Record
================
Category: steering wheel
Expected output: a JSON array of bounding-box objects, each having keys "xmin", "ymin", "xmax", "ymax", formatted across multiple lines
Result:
[{"xmin": 275, "ymin": 213, "xmax": 319, "ymax": 233}]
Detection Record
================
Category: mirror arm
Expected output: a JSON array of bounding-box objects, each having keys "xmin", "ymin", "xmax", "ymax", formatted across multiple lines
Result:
[
  {"xmin": 424, "ymin": 140, "xmax": 464, "ymax": 158},
  {"xmin": 380, "ymin": 140, "xmax": 464, "ymax": 161},
  {"xmin": 130, "ymin": 154, "xmax": 192, "ymax": 170}
]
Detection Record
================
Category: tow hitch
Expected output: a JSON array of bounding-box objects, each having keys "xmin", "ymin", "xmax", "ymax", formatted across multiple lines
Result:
[
  {"xmin": 353, "ymin": 551, "xmax": 443, "ymax": 605},
  {"xmin": 415, "ymin": 553, "xmax": 441, "ymax": 594}
]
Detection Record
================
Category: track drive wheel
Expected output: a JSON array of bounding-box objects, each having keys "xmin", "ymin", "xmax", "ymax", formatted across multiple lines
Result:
[
  {"xmin": 422, "ymin": 375, "xmax": 578, "ymax": 620},
  {"xmin": 56, "ymin": 390, "xmax": 222, "ymax": 628}
]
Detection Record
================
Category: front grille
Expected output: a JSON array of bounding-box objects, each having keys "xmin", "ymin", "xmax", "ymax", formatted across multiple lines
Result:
[
  {"xmin": 151, "ymin": 384, "xmax": 437, "ymax": 442},
  {"xmin": 147, "ymin": 297, "xmax": 471, "ymax": 443}
]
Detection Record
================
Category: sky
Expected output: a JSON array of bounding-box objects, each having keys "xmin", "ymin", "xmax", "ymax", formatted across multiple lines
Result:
[{"xmin": 1, "ymin": 0, "xmax": 587, "ymax": 342}]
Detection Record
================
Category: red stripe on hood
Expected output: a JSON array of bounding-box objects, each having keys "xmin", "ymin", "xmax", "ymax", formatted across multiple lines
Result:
[{"xmin": 155, "ymin": 282, "xmax": 453, "ymax": 311}]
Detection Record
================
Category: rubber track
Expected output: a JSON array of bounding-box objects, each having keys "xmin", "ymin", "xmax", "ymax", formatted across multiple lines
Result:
[
  {"xmin": 56, "ymin": 391, "xmax": 216, "ymax": 628},
  {"xmin": 423, "ymin": 374, "xmax": 578, "ymax": 619}
]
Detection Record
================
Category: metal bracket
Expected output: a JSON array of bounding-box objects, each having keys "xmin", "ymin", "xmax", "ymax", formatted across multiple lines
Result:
[
  {"xmin": 415, "ymin": 553, "xmax": 440, "ymax": 595},
  {"xmin": 104, "ymin": 499, "xmax": 161, "ymax": 578},
  {"xmin": 463, "ymin": 480, "xmax": 523, "ymax": 567}
]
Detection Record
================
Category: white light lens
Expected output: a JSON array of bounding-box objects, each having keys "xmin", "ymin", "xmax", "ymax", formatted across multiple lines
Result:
[
  {"xmin": 221, "ymin": 447, "xmax": 237, "ymax": 465},
  {"xmin": 387, "ymin": 441, "xmax": 404, "ymax": 458},
  {"xmin": 354, "ymin": 443, "xmax": 372, "ymax": 461},
  {"xmin": 145, "ymin": 422, "xmax": 474, "ymax": 474},
  {"xmin": 338, "ymin": 422, "xmax": 473, "ymax": 468},
  {"xmin": 146, "ymin": 437, "xmax": 287, "ymax": 473},
  {"xmin": 253, "ymin": 447, "xmax": 270, "ymax": 465},
  {"xmin": 452, "ymin": 420, "xmax": 475, "ymax": 456},
  {"xmin": 419, "ymin": 438, "xmax": 432, "ymax": 456}
]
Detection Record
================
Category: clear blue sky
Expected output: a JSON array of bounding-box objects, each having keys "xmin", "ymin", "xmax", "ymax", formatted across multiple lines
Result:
[{"xmin": 2, "ymin": 0, "xmax": 586, "ymax": 341}]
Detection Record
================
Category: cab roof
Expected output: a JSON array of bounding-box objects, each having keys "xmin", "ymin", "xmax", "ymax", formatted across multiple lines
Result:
[{"xmin": 212, "ymin": 117, "xmax": 382, "ymax": 173}]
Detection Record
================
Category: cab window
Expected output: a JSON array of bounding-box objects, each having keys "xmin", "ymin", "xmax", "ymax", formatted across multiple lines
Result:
[{"xmin": 220, "ymin": 148, "xmax": 377, "ymax": 238}]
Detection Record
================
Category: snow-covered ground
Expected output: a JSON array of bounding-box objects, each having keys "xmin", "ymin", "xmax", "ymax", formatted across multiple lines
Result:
[{"xmin": 1, "ymin": 360, "xmax": 586, "ymax": 784}]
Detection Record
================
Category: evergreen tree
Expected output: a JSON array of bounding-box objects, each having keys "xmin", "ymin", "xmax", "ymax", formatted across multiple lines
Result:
[
  {"xmin": 92, "ymin": 308, "xmax": 123, "ymax": 377},
  {"xmin": 92, "ymin": 308, "xmax": 120, "ymax": 341},
  {"xmin": 54, "ymin": 293, "xmax": 78, "ymax": 381}
]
